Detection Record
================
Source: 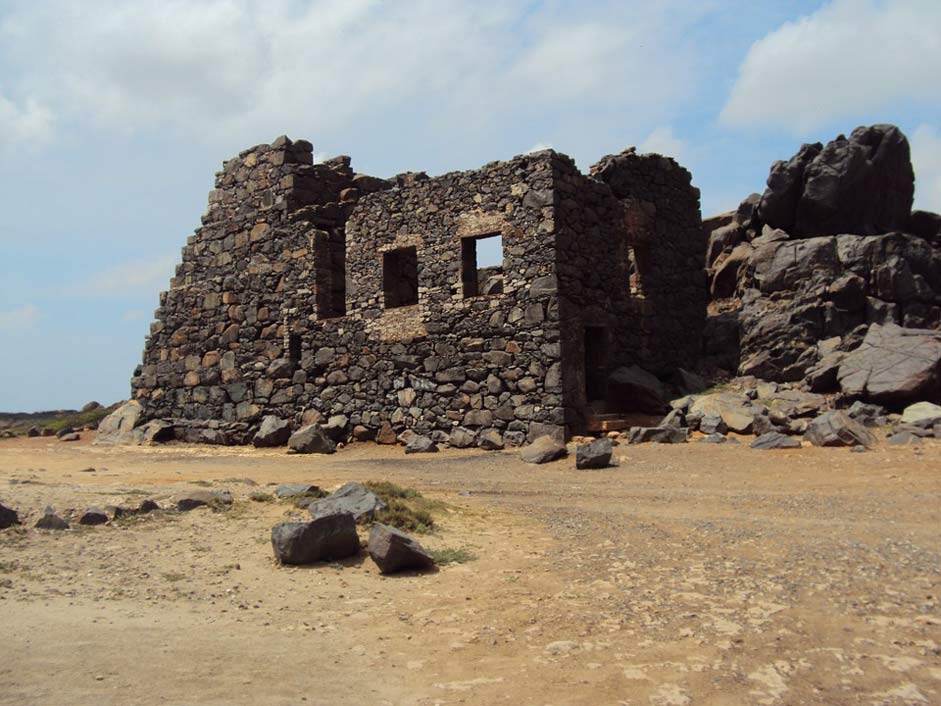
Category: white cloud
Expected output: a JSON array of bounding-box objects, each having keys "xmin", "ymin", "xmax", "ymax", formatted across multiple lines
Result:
[
  {"xmin": 638, "ymin": 126, "xmax": 684, "ymax": 160},
  {"xmin": 912, "ymin": 124, "xmax": 941, "ymax": 212},
  {"xmin": 525, "ymin": 142, "xmax": 553, "ymax": 154},
  {"xmin": 0, "ymin": 89, "xmax": 53, "ymax": 152},
  {"xmin": 0, "ymin": 304, "xmax": 41, "ymax": 331},
  {"xmin": 720, "ymin": 0, "xmax": 941, "ymax": 133},
  {"xmin": 75, "ymin": 255, "xmax": 177, "ymax": 296},
  {"xmin": 0, "ymin": 1, "xmax": 710, "ymax": 152}
]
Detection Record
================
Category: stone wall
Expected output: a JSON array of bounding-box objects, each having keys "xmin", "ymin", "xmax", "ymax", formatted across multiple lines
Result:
[{"xmin": 131, "ymin": 137, "xmax": 706, "ymax": 444}]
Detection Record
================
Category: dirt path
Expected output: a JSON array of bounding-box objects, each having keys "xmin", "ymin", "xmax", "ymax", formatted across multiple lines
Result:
[{"xmin": 1, "ymin": 435, "xmax": 940, "ymax": 705}]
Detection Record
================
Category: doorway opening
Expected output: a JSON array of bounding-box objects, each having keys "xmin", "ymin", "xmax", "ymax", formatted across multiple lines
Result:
[{"xmin": 584, "ymin": 326, "xmax": 608, "ymax": 402}]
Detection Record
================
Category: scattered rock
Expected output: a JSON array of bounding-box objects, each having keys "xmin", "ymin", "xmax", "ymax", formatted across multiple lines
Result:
[
  {"xmin": 81, "ymin": 401, "xmax": 103, "ymax": 412},
  {"xmin": 698, "ymin": 433, "xmax": 729, "ymax": 444},
  {"xmin": 139, "ymin": 419, "xmax": 174, "ymax": 444},
  {"xmin": 804, "ymin": 410, "xmax": 877, "ymax": 448},
  {"xmin": 78, "ymin": 507, "xmax": 109, "ymax": 525},
  {"xmin": 175, "ymin": 489, "xmax": 234, "ymax": 511},
  {"xmin": 519, "ymin": 436, "xmax": 568, "ymax": 464},
  {"xmin": 367, "ymin": 523, "xmax": 435, "ymax": 574},
  {"xmin": 59, "ymin": 432, "xmax": 81, "ymax": 442},
  {"xmin": 271, "ymin": 514, "xmax": 361, "ymax": 565},
  {"xmin": 137, "ymin": 499, "xmax": 160, "ymax": 514},
  {"xmin": 253, "ymin": 416, "xmax": 292, "ymax": 448},
  {"xmin": 287, "ymin": 424, "xmax": 336, "ymax": 454},
  {"xmin": 0, "ymin": 502, "xmax": 20, "ymax": 529},
  {"xmin": 26, "ymin": 426, "xmax": 40, "ymax": 438},
  {"xmin": 35, "ymin": 507, "xmax": 69, "ymax": 530},
  {"xmin": 661, "ymin": 409, "xmax": 685, "ymax": 428},
  {"xmin": 847, "ymin": 401, "xmax": 887, "ymax": 427},
  {"xmin": 405, "ymin": 436, "xmax": 438, "ymax": 454},
  {"xmin": 308, "ymin": 482, "xmax": 386, "ymax": 522},
  {"xmin": 626, "ymin": 427, "xmax": 688, "ymax": 444},
  {"xmin": 751, "ymin": 432, "xmax": 801, "ymax": 450},
  {"xmin": 575, "ymin": 438, "xmax": 613, "ymax": 469},
  {"xmin": 274, "ymin": 483, "xmax": 323, "ymax": 499}
]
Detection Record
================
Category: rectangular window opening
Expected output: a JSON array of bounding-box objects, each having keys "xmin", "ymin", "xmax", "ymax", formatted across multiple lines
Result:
[
  {"xmin": 383, "ymin": 246, "xmax": 419, "ymax": 309},
  {"xmin": 628, "ymin": 243, "xmax": 650, "ymax": 297},
  {"xmin": 288, "ymin": 333, "xmax": 302, "ymax": 361},
  {"xmin": 461, "ymin": 232, "xmax": 504, "ymax": 298},
  {"xmin": 584, "ymin": 326, "xmax": 608, "ymax": 403}
]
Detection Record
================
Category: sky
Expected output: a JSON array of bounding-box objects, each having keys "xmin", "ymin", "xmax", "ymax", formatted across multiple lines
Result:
[{"xmin": 1, "ymin": 0, "xmax": 940, "ymax": 411}]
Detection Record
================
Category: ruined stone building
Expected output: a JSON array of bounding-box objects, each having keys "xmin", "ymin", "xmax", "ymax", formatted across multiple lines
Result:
[{"xmin": 131, "ymin": 137, "xmax": 706, "ymax": 446}]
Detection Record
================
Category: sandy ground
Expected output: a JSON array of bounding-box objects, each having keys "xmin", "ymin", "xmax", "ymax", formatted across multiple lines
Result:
[{"xmin": 0, "ymin": 433, "xmax": 939, "ymax": 706}]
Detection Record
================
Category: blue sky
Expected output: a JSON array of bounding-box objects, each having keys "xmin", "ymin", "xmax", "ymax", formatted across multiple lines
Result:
[{"xmin": 1, "ymin": 0, "xmax": 940, "ymax": 411}]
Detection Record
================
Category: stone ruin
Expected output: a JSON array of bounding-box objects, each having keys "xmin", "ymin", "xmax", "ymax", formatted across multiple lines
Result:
[{"xmin": 128, "ymin": 137, "xmax": 707, "ymax": 446}]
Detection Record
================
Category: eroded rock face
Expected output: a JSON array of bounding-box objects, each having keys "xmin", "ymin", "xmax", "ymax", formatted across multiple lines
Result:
[
  {"xmin": 837, "ymin": 324, "xmax": 941, "ymax": 407},
  {"xmin": 757, "ymin": 125, "xmax": 914, "ymax": 238}
]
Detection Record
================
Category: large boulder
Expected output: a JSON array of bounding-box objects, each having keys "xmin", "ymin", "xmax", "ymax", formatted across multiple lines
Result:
[
  {"xmin": 575, "ymin": 438, "xmax": 614, "ymax": 469},
  {"xmin": 308, "ymin": 482, "xmax": 386, "ymax": 522},
  {"xmin": 804, "ymin": 410, "xmax": 877, "ymax": 448},
  {"xmin": 757, "ymin": 125, "xmax": 914, "ymax": 237},
  {"xmin": 367, "ymin": 523, "xmax": 434, "ymax": 574},
  {"xmin": 838, "ymin": 324, "xmax": 941, "ymax": 407},
  {"xmin": 287, "ymin": 425, "xmax": 336, "ymax": 454},
  {"xmin": 0, "ymin": 501, "xmax": 20, "ymax": 529},
  {"xmin": 520, "ymin": 436, "xmax": 568, "ymax": 464},
  {"xmin": 253, "ymin": 416, "xmax": 292, "ymax": 448},
  {"xmin": 607, "ymin": 365, "xmax": 666, "ymax": 414},
  {"xmin": 94, "ymin": 401, "xmax": 143, "ymax": 445},
  {"xmin": 271, "ymin": 514, "xmax": 361, "ymax": 565}
]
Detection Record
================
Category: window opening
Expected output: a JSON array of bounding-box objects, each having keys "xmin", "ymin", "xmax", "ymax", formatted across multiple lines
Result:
[
  {"xmin": 314, "ymin": 229, "xmax": 346, "ymax": 318},
  {"xmin": 288, "ymin": 333, "xmax": 302, "ymax": 362},
  {"xmin": 383, "ymin": 246, "xmax": 419, "ymax": 309},
  {"xmin": 461, "ymin": 233, "xmax": 504, "ymax": 298}
]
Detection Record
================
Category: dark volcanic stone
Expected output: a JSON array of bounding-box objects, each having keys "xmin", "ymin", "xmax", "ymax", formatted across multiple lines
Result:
[
  {"xmin": 0, "ymin": 502, "xmax": 20, "ymax": 529},
  {"xmin": 79, "ymin": 507, "xmax": 109, "ymax": 526},
  {"xmin": 308, "ymin": 482, "xmax": 386, "ymax": 522},
  {"xmin": 137, "ymin": 498, "xmax": 160, "ymax": 514},
  {"xmin": 367, "ymin": 523, "xmax": 435, "ymax": 574},
  {"xmin": 575, "ymin": 438, "xmax": 613, "ymax": 469},
  {"xmin": 271, "ymin": 514, "xmax": 361, "ymax": 565}
]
